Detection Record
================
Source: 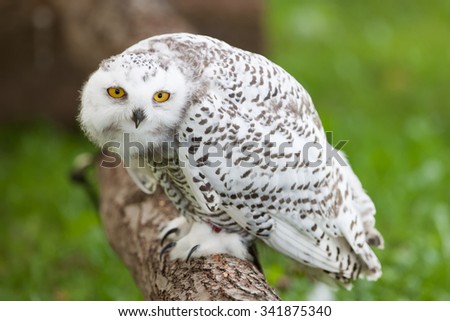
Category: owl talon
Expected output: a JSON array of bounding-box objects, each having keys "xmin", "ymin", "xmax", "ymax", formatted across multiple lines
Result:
[
  {"xmin": 160, "ymin": 241, "xmax": 176, "ymax": 259},
  {"xmin": 80, "ymin": 33, "xmax": 384, "ymax": 287},
  {"xmin": 186, "ymin": 244, "xmax": 200, "ymax": 263},
  {"xmin": 161, "ymin": 228, "xmax": 179, "ymax": 245}
]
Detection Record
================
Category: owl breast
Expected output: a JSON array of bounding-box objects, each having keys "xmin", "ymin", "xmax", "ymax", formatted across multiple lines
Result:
[{"xmin": 148, "ymin": 157, "xmax": 248, "ymax": 236}]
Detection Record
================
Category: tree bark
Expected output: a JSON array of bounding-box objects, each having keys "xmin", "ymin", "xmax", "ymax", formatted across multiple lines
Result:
[{"xmin": 97, "ymin": 157, "xmax": 280, "ymax": 300}]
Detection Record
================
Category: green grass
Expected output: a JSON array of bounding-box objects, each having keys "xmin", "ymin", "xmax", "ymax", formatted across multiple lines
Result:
[
  {"xmin": 260, "ymin": 0, "xmax": 450, "ymax": 300},
  {"xmin": 0, "ymin": 123, "xmax": 142, "ymax": 300},
  {"xmin": 1, "ymin": 0, "xmax": 449, "ymax": 300}
]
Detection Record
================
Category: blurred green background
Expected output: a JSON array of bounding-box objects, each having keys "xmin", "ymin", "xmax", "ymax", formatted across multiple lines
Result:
[{"xmin": 1, "ymin": 0, "xmax": 449, "ymax": 300}]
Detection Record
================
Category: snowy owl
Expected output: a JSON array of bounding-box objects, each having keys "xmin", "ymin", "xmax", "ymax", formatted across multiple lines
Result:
[{"xmin": 79, "ymin": 33, "xmax": 383, "ymax": 286}]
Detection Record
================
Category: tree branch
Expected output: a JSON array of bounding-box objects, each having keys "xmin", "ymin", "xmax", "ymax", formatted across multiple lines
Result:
[{"xmin": 97, "ymin": 159, "xmax": 280, "ymax": 300}]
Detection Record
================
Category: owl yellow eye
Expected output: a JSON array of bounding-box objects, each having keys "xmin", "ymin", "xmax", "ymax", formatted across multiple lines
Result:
[
  {"xmin": 107, "ymin": 87, "xmax": 126, "ymax": 99},
  {"xmin": 153, "ymin": 91, "xmax": 170, "ymax": 103}
]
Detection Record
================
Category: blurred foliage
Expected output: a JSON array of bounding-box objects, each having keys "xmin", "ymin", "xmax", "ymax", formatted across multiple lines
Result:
[
  {"xmin": 261, "ymin": 0, "xmax": 450, "ymax": 300},
  {"xmin": 0, "ymin": 123, "xmax": 142, "ymax": 300},
  {"xmin": 1, "ymin": 0, "xmax": 449, "ymax": 300}
]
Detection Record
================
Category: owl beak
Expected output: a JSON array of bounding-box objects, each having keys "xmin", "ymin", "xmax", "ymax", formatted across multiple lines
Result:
[{"xmin": 131, "ymin": 108, "xmax": 146, "ymax": 128}]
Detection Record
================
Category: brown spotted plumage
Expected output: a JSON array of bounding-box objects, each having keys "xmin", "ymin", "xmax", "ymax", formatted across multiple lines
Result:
[{"xmin": 79, "ymin": 33, "xmax": 383, "ymax": 286}]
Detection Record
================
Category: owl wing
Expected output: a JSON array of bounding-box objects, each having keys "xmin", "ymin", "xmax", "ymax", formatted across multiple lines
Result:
[
  {"xmin": 125, "ymin": 156, "xmax": 158, "ymax": 194},
  {"xmin": 178, "ymin": 86, "xmax": 382, "ymax": 283}
]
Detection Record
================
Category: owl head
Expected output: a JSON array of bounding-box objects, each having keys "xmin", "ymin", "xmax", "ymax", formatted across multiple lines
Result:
[{"xmin": 79, "ymin": 46, "xmax": 193, "ymax": 155}]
